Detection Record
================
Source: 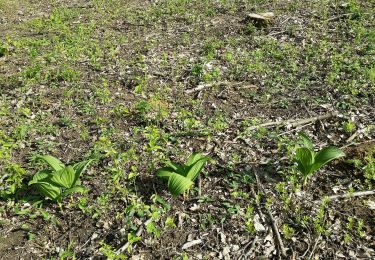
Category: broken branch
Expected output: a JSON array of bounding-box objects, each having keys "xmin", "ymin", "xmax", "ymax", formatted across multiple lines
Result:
[
  {"xmin": 253, "ymin": 168, "xmax": 287, "ymax": 258},
  {"xmin": 314, "ymin": 190, "xmax": 375, "ymax": 203},
  {"xmin": 248, "ymin": 112, "xmax": 338, "ymax": 130}
]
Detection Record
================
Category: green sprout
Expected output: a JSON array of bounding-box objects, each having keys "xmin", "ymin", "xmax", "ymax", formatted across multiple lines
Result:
[
  {"xmin": 157, "ymin": 152, "xmax": 210, "ymax": 197},
  {"xmin": 29, "ymin": 155, "xmax": 93, "ymax": 202},
  {"xmin": 294, "ymin": 133, "xmax": 345, "ymax": 185}
]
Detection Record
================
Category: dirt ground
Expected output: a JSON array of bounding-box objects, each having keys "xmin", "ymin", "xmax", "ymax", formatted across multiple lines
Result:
[{"xmin": 0, "ymin": 0, "xmax": 374, "ymax": 259}]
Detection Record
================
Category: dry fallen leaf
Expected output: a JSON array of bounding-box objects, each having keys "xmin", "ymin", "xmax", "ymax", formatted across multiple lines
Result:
[
  {"xmin": 182, "ymin": 239, "xmax": 203, "ymax": 250},
  {"xmin": 253, "ymin": 214, "xmax": 266, "ymax": 232},
  {"xmin": 366, "ymin": 200, "xmax": 375, "ymax": 210}
]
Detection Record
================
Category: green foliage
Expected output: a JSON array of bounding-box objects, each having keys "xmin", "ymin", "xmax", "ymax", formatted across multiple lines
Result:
[
  {"xmin": 0, "ymin": 42, "xmax": 7, "ymax": 57},
  {"xmin": 157, "ymin": 153, "xmax": 210, "ymax": 196},
  {"xmin": 99, "ymin": 242, "xmax": 127, "ymax": 259},
  {"xmin": 0, "ymin": 163, "xmax": 26, "ymax": 198},
  {"xmin": 29, "ymin": 155, "xmax": 93, "ymax": 202},
  {"xmin": 294, "ymin": 133, "xmax": 345, "ymax": 185},
  {"xmin": 244, "ymin": 206, "xmax": 256, "ymax": 234},
  {"xmin": 282, "ymin": 224, "xmax": 295, "ymax": 240},
  {"xmin": 363, "ymin": 152, "xmax": 375, "ymax": 188},
  {"xmin": 164, "ymin": 216, "xmax": 177, "ymax": 229},
  {"xmin": 343, "ymin": 120, "xmax": 356, "ymax": 133}
]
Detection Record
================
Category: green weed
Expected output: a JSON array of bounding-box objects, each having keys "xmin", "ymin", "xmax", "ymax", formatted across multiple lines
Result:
[
  {"xmin": 294, "ymin": 133, "xmax": 345, "ymax": 185},
  {"xmin": 157, "ymin": 153, "xmax": 210, "ymax": 196},
  {"xmin": 29, "ymin": 155, "xmax": 93, "ymax": 202}
]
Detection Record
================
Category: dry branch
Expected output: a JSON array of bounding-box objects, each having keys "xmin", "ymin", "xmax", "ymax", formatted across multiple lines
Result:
[
  {"xmin": 308, "ymin": 234, "xmax": 321, "ymax": 260},
  {"xmin": 346, "ymin": 128, "xmax": 361, "ymax": 143},
  {"xmin": 314, "ymin": 190, "xmax": 375, "ymax": 203},
  {"xmin": 253, "ymin": 168, "xmax": 287, "ymax": 258},
  {"xmin": 248, "ymin": 112, "xmax": 338, "ymax": 131},
  {"xmin": 186, "ymin": 81, "xmax": 243, "ymax": 94}
]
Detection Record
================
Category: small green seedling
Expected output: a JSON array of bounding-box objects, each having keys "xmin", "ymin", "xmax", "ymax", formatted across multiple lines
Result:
[
  {"xmin": 157, "ymin": 152, "xmax": 210, "ymax": 196},
  {"xmin": 295, "ymin": 133, "xmax": 345, "ymax": 185},
  {"xmin": 29, "ymin": 155, "xmax": 93, "ymax": 202}
]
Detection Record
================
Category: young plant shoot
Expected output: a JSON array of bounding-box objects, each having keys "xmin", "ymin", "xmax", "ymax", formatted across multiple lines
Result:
[
  {"xmin": 295, "ymin": 133, "xmax": 345, "ymax": 185},
  {"xmin": 157, "ymin": 152, "xmax": 210, "ymax": 196},
  {"xmin": 29, "ymin": 155, "xmax": 93, "ymax": 202}
]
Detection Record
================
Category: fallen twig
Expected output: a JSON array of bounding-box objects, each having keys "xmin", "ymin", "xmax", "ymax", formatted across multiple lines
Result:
[
  {"xmin": 250, "ymin": 186, "xmax": 267, "ymax": 224},
  {"xmin": 277, "ymin": 122, "xmax": 313, "ymax": 136},
  {"xmin": 116, "ymin": 218, "xmax": 153, "ymax": 254},
  {"xmin": 186, "ymin": 81, "xmax": 243, "ymax": 94},
  {"xmin": 240, "ymin": 187, "xmax": 266, "ymax": 258},
  {"xmin": 326, "ymin": 13, "xmax": 354, "ymax": 22},
  {"xmin": 314, "ymin": 190, "xmax": 375, "ymax": 203},
  {"xmin": 267, "ymin": 30, "xmax": 287, "ymax": 37},
  {"xmin": 346, "ymin": 128, "xmax": 361, "ymax": 143},
  {"xmin": 247, "ymin": 112, "xmax": 338, "ymax": 131},
  {"xmin": 242, "ymin": 236, "xmax": 258, "ymax": 259},
  {"xmin": 340, "ymin": 139, "xmax": 375, "ymax": 150},
  {"xmin": 253, "ymin": 168, "xmax": 287, "ymax": 258},
  {"xmin": 308, "ymin": 234, "xmax": 321, "ymax": 260}
]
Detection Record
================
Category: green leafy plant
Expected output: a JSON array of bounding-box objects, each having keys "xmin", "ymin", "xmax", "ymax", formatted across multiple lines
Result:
[
  {"xmin": 29, "ymin": 155, "xmax": 93, "ymax": 202},
  {"xmin": 157, "ymin": 153, "xmax": 210, "ymax": 196},
  {"xmin": 294, "ymin": 133, "xmax": 345, "ymax": 185}
]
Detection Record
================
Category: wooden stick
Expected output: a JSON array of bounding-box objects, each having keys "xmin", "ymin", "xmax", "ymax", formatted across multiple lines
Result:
[
  {"xmin": 326, "ymin": 13, "xmax": 353, "ymax": 22},
  {"xmin": 247, "ymin": 112, "xmax": 338, "ymax": 130},
  {"xmin": 253, "ymin": 168, "xmax": 287, "ymax": 258},
  {"xmin": 314, "ymin": 190, "xmax": 375, "ymax": 203},
  {"xmin": 277, "ymin": 122, "xmax": 313, "ymax": 136},
  {"xmin": 186, "ymin": 81, "xmax": 243, "ymax": 94},
  {"xmin": 346, "ymin": 129, "xmax": 361, "ymax": 143},
  {"xmin": 243, "ymin": 235, "xmax": 258, "ymax": 259},
  {"xmin": 186, "ymin": 84, "xmax": 209, "ymax": 94},
  {"xmin": 308, "ymin": 234, "xmax": 321, "ymax": 260},
  {"xmin": 340, "ymin": 139, "xmax": 375, "ymax": 150}
]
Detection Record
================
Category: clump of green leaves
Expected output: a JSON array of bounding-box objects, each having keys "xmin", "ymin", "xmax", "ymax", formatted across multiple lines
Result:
[
  {"xmin": 0, "ymin": 41, "xmax": 7, "ymax": 57},
  {"xmin": 0, "ymin": 163, "xmax": 26, "ymax": 198},
  {"xmin": 29, "ymin": 155, "xmax": 93, "ymax": 202},
  {"xmin": 363, "ymin": 152, "xmax": 375, "ymax": 188},
  {"xmin": 294, "ymin": 133, "xmax": 345, "ymax": 185},
  {"xmin": 343, "ymin": 120, "xmax": 356, "ymax": 133},
  {"xmin": 157, "ymin": 153, "xmax": 210, "ymax": 196}
]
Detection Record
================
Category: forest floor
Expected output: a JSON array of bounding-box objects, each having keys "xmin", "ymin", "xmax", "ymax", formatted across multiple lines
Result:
[{"xmin": 0, "ymin": 0, "xmax": 374, "ymax": 259}]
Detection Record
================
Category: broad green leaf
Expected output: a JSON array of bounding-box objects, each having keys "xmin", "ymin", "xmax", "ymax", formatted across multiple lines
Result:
[
  {"xmin": 28, "ymin": 170, "xmax": 52, "ymax": 185},
  {"xmin": 311, "ymin": 147, "xmax": 345, "ymax": 173},
  {"xmin": 72, "ymin": 159, "xmax": 93, "ymax": 177},
  {"xmin": 62, "ymin": 185, "xmax": 88, "ymax": 197},
  {"xmin": 186, "ymin": 153, "xmax": 206, "ymax": 166},
  {"xmin": 186, "ymin": 156, "xmax": 210, "ymax": 181},
  {"xmin": 167, "ymin": 173, "xmax": 194, "ymax": 196},
  {"xmin": 34, "ymin": 182, "xmax": 61, "ymax": 200},
  {"xmin": 156, "ymin": 168, "xmax": 175, "ymax": 180},
  {"xmin": 164, "ymin": 161, "xmax": 186, "ymax": 175},
  {"xmin": 51, "ymin": 166, "xmax": 77, "ymax": 188},
  {"xmin": 36, "ymin": 155, "xmax": 65, "ymax": 171},
  {"xmin": 298, "ymin": 132, "xmax": 314, "ymax": 150},
  {"xmin": 295, "ymin": 147, "xmax": 314, "ymax": 175}
]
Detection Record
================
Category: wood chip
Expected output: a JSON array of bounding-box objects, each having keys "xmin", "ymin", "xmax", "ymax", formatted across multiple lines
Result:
[
  {"xmin": 247, "ymin": 12, "xmax": 275, "ymax": 21},
  {"xmin": 182, "ymin": 239, "xmax": 203, "ymax": 250}
]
